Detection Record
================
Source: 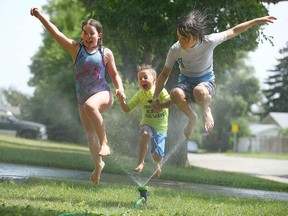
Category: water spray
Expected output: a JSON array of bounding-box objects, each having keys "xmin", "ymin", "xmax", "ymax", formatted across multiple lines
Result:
[
  {"xmin": 134, "ymin": 185, "xmax": 149, "ymax": 208},
  {"xmin": 142, "ymin": 139, "xmax": 187, "ymax": 186}
]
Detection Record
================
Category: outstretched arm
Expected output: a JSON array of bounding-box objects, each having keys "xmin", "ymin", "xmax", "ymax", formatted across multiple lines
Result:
[
  {"xmin": 159, "ymin": 100, "xmax": 173, "ymax": 109},
  {"xmin": 117, "ymin": 97, "xmax": 130, "ymax": 113},
  {"xmin": 115, "ymin": 88, "xmax": 130, "ymax": 112},
  {"xmin": 152, "ymin": 66, "xmax": 171, "ymax": 110},
  {"xmin": 105, "ymin": 48, "xmax": 126, "ymax": 99},
  {"xmin": 30, "ymin": 7, "xmax": 78, "ymax": 60},
  {"xmin": 224, "ymin": 15, "xmax": 277, "ymax": 40}
]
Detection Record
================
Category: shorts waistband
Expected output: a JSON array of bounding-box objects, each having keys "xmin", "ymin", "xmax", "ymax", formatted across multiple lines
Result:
[{"xmin": 178, "ymin": 71, "xmax": 215, "ymax": 83}]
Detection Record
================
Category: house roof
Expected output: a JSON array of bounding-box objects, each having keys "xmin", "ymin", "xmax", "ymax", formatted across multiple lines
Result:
[
  {"xmin": 261, "ymin": 112, "xmax": 288, "ymax": 129},
  {"xmin": 249, "ymin": 123, "xmax": 279, "ymax": 135}
]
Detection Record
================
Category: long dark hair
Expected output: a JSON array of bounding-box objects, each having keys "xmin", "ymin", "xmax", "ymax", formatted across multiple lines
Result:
[
  {"xmin": 80, "ymin": 19, "xmax": 103, "ymax": 51},
  {"xmin": 80, "ymin": 19, "xmax": 105, "ymax": 65}
]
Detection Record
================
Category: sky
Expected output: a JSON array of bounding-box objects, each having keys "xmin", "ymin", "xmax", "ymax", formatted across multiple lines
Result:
[
  {"xmin": 0, "ymin": 0, "xmax": 47, "ymax": 96},
  {"xmin": 0, "ymin": 1, "xmax": 287, "ymax": 96},
  {"xmin": 246, "ymin": 1, "xmax": 288, "ymax": 88}
]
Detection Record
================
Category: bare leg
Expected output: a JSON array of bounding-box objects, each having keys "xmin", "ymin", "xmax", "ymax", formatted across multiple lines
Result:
[
  {"xmin": 193, "ymin": 85, "xmax": 214, "ymax": 132},
  {"xmin": 83, "ymin": 91, "xmax": 113, "ymax": 156},
  {"xmin": 79, "ymin": 106, "xmax": 105, "ymax": 184},
  {"xmin": 89, "ymin": 139, "xmax": 105, "ymax": 184},
  {"xmin": 134, "ymin": 131, "xmax": 151, "ymax": 173},
  {"xmin": 170, "ymin": 87, "xmax": 197, "ymax": 139},
  {"xmin": 152, "ymin": 152, "xmax": 162, "ymax": 178}
]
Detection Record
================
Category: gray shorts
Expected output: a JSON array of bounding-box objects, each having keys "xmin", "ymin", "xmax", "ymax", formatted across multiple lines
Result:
[{"xmin": 175, "ymin": 80, "xmax": 216, "ymax": 102}]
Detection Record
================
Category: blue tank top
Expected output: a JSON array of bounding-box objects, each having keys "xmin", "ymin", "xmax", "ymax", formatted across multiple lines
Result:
[{"xmin": 74, "ymin": 46, "xmax": 110, "ymax": 105}]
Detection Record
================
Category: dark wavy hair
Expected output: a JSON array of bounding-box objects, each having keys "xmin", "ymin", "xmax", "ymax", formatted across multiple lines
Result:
[{"xmin": 177, "ymin": 9, "xmax": 210, "ymax": 43}]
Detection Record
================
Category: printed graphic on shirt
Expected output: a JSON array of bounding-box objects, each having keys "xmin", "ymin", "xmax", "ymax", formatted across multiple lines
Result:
[
  {"xmin": 144, "ymin": 103, "xmax": 167, "ymax": 119},
  {"xmin": 178, "ymin": 57, "xmax": 185, "ymax": 68}
]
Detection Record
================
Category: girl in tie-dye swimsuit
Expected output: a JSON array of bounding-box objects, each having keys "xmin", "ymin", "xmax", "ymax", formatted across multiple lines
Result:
[
  {"xmin": 31, "ymin": 8, "xmax": 126, "ymax": 184},
  {"xmin": 74, "ymin": 46, "xmax": 110, "ymax": 105}
]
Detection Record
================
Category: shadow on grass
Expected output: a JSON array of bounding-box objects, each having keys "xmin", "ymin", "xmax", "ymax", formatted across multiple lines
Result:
[{"xmin": 0, "ymin": 204, "xmax": 60, "ymax": 216}]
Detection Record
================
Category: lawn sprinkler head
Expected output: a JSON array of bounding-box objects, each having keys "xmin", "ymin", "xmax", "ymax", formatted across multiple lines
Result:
[
  {"xmin": 134, "ymin": 185, "xmax": 149, "ymax": 209},
  {"xmin": 138, "ymin": 185, "xmax": 149, "ymax": 202}
]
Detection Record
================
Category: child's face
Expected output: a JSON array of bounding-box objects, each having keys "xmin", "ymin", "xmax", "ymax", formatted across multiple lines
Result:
[
  {"xmin": 177, "ymin": 30, "xmax": 197, "ymax": 49},
  {"xmin": 137, "ymin": 69, "xmax": 156, "ymax": 92},
  {"xmin": 81, "ymin": 24, "xmax": 102, "ymax": 49}
]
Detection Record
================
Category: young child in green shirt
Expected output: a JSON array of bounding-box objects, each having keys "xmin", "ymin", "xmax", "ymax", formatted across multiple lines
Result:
[{"xmin": 117, "ymin": 64, "xmax": 172, "ymax": 177}]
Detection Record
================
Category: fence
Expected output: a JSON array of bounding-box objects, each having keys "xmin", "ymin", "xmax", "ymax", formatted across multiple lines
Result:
[{"xmin": 238, "ymin": 136, "xmax": 288, "ymax": 154}]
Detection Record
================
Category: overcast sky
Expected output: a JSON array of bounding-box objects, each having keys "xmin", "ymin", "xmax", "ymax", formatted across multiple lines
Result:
[
  {"xmin": 246, "ymin": 1, "xmax": 288, "ymax": 89},
  {"xmin": 0, "ymin": 1, "xmax": 287, "ymax": 96}
]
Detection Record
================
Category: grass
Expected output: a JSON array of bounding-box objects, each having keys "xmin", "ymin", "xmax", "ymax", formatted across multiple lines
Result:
[
  {"xmin": 0, "ymin": 135, "xmax": 288, "ymax": 192},
  {"xmin": 0, "ymin": 135, "xmax": 288, "ymax": 215},
  {"xmin": 1, "ymin": 178, "xmax": 287, "ymax": 216}
]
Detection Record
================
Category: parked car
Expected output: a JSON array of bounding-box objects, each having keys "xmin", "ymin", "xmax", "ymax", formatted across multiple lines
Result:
[
  {"xmin": 187, "ymin": 140, "xmax": 198, "ymax": 153},
  {"xmin": 0, "ymin": 108, "xmax": 47, "ymax": 140}
]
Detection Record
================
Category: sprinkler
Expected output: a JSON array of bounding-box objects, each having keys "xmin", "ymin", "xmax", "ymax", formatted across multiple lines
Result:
[{"xmin": 134, "ymin": 185, "xmax": 148, "ymax": 208}]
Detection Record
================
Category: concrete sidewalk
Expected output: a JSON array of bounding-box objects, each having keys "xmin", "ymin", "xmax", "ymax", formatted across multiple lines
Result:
[
  {"xmin": 1, "ymin": 162, "xmax": 288, "ymax": 201},
  {"xmin": 188, "ymin": 153, "xmax": 288, "ymax": 184}
]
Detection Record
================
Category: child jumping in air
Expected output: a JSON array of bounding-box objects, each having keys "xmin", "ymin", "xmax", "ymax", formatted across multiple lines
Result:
[
  {"xmin": 30, "ymin": 8, "xmax": 125, "ymax": 184},
  {"xmin": 117, "ymin": 65, "xmax": 172, "ymax": 177},
  {"xmin": 152, "ymin": 10, "xmax": 276, "ymax": 139}
]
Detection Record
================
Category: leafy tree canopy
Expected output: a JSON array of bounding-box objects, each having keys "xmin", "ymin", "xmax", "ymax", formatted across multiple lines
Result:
[
  {"xmin": 27, "ymin": 0, "xmax": 270, "ymax": 149},
  {"xmin": 264, "ymin": 42, "xmax": 288, "ymax": 114},
  {"xmin": 86, "ymin": 0, "xmax": 269, "ymax": 82}
]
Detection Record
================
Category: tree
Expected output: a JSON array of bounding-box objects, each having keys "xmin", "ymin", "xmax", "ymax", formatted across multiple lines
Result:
[
  {"xmin": 82, "ymin": 0, "xmax": 269, "ymax": 164},
  {"xmin": 263, "ymin": 42, "xmax": 288, "ymax": 114},
  {"xmin": 86, "ymin": 0, "xmax": 269, "ymax": 82},
  {"xmin": 204, "ymin": 57, "xmax": 260, "ymax": 151},
  {"xmin": 28, "ymin": 0, "xmax": 87, "ymax": 143},
  {"xmin": 28, "ymin": 0, "xmax": 270, "ymax": 165},
  {"xmin": 1, "ymin": 87, "xmax": 29, "ymax": 108},
  {"xmin": 261, "ymin": 0, "xmax": 288, "ymax": 3}
]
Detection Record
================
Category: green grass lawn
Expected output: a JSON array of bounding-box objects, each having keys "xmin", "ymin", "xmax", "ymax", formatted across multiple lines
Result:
[
  {"xmin": 0, "ymin": 135, "xmax": 288, "ymax": 216},
  {"xmin": 1, "ymin": 178, "xmax": 287, "ymax": 216}
]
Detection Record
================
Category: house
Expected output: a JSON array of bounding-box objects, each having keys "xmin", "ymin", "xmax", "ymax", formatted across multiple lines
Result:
[
  {"xmin": 238, "ymin": 112, "xmax": 288, "ymax": 153},
  {"xmin": 249, "ymin": 123, "xmax": 280, "ymax": 137},
  {"xmin": 261, "ymin": 112, "xmax": 288, "ymax": 129}
]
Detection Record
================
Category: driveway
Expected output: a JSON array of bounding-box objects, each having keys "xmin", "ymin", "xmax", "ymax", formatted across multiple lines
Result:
[{"xmin": 188, "ymin": 153, "xmax": 288, "ymax": 184}]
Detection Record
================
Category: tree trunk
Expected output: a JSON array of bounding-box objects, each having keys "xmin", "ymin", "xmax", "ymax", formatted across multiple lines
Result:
[{"xmin": 165, "ymin": 107, "xmax": 188, "ymax": 166}]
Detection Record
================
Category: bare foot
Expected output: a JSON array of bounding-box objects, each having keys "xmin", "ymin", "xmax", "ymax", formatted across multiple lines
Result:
[
  {"xmin": 203, "ymin": 107, "xmax": 214, "ymax": 132},
  {"xmin": 99, "ymin": 144, "xmax": 110, "ymax": 156},
  {"xmin": 184, "ymin": 111, "xmax": 197, "ymax": 139},
  {"xmin": 90, "ymin": 161, "xmax": 105, "ymax": 184},
  {"xmin": 133, "ymin": 163, "xmax": 144, "ymax": 173},
  {"xmin": 154, "ymin": 164, "xmax": 162, "ymax": 178},
  {"xmin": 184, "ymin": 121, "xmax": 193, "ymax": 139}
]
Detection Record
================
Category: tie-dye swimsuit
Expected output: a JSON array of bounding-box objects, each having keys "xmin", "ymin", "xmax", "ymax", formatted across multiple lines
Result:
[{"xmin": 74, "ymin": 45, "xmax": 110, "ymax": 105}]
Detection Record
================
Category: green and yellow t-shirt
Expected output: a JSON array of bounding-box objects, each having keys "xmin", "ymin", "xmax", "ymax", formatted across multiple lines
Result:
[{"xmin": 127, "ymin": 86, "xmax": 170, "ymax": 134}]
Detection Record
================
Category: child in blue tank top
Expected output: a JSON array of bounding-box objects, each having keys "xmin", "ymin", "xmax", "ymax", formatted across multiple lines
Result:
[{"xmin": 31, "ymin": 7, "xmax": 126, "ymax": 184}]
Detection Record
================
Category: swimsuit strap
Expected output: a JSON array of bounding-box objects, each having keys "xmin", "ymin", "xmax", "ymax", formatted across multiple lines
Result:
[{"xmin": 99, "ymin": 47, "xmax": 105, "ymax": 68}]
